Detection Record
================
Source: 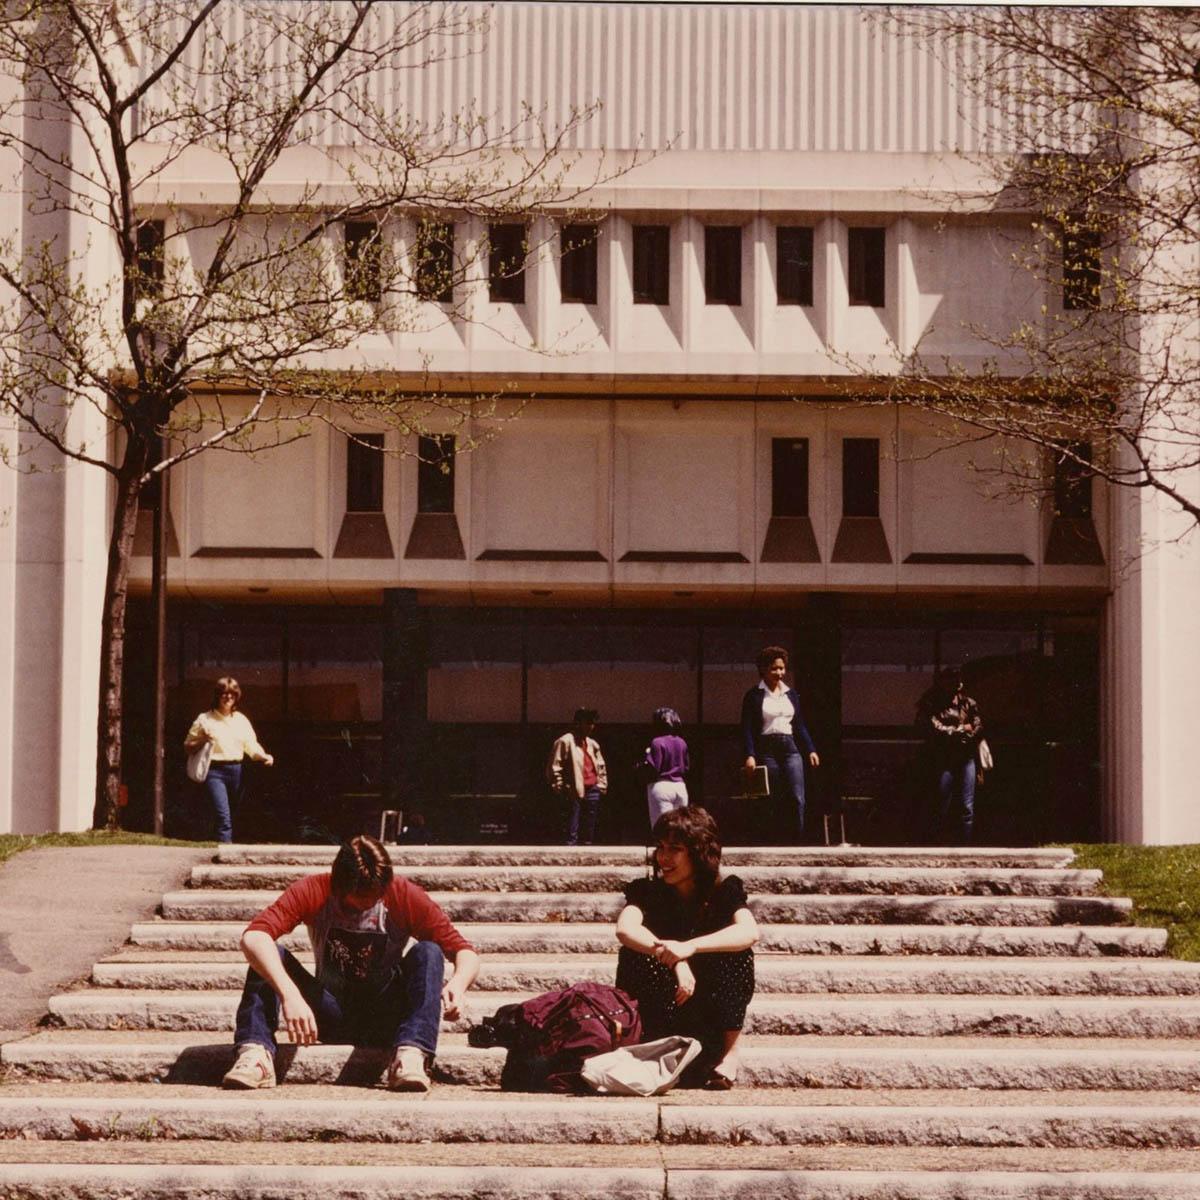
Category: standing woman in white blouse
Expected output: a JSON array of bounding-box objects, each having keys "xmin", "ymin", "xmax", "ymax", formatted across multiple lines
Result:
[
  {"xmin": 740, "ymin": 646, "xmax": 819, "ymax": 844},
  {"xmin": 184, "ymin": 677, "xmax": 274, "ymax": 843}
]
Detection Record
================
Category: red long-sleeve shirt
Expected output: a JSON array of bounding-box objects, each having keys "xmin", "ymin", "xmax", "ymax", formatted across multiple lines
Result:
[{"xmin": 245, "ymin": 874, "xmax": 473, "ymax": 965}]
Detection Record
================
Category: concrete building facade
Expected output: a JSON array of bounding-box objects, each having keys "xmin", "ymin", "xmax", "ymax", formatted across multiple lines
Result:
[{"xmin": 0, "ymin": 4, "xmax": 1195, "ymax": 844}]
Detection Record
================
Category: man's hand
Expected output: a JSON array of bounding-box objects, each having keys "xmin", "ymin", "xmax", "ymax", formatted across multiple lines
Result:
[
  {"xmin": 674, "ymin": 960, "xmax": 695, "ymax": 1006},
  {"xmin": 280, "ymin": 990, "xmax": 318, "ymax": 1045},
  {"xmin": 262, "ymin": 754, "xmax": 275, "ymax": 766},
  {"xmin": 808, "ymin": 751, "xmax": 820, "ymax": 768},
  {"xmin": 653, "ymin": 939, "xmax": 695, "ymax": 967},
  {"xmin": 442, "ymin": 979, "xmax": 467, "ymax": 1022},
  {"xmin": 743, "ymin": 756, "xmax": 757, "ymax": 774}
]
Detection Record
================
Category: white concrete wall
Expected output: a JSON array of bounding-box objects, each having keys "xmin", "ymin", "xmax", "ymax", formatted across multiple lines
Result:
[{"xmin": 138, "ymin": 398, "xmax": 1107, "ymax": 601}]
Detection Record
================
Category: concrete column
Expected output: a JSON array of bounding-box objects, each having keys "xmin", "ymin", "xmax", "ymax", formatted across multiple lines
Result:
[
  {"xmin": 1105, "ymin": 477, "xmax": 1200, "ymax": 844},
  {"xmin": 382, "ymin": 588, "xmax": 428, "ymax": 820},
  {"xmin": 814, "ymin": 217, "xmax": 844, "ymax": 351},
  {"xmin": 892, "ymin": 217, "xmax": 919, "ymax": 357},
  {"xmin": 6, "ymin": 47, "xmax": 113, "ymax": 833}
]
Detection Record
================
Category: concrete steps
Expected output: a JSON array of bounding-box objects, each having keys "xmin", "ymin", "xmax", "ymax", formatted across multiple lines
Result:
[
  {"xmin": 46, "ymin": 988, "xmax": 1200, "ymax": 1039},
  {"xmin": 4, "ymin": 1160, "xmax": 1200, "ymax": 1200},
  {"xmin": 127, "ymin": 919, "xmax": 1169, "ymax": 956},
  {"xmin": 213, "ymin": 844, "xmax": 1079, "ymax": 868},
  {"xmin": 188, "ymin": 862, "xmax": 1104, "ymax": 896},
  {"xmin": 5, "ymin": 1091, "xmax": 1200, "ymax": 1149},
  {"xmin": 1, "ymin": 840, "xmax": 1192, "ymax": 1198},
  {"xmin": 160, "ymin": 889, "xmax": 1132, "ymax": 925},
  {"xmin": 12, "ymin": 1031, "xmax": 1200, "ymax": 1091},
  {"xmin": 91, "ymin": 953, "xmax": 1200, "ymax": 995}
]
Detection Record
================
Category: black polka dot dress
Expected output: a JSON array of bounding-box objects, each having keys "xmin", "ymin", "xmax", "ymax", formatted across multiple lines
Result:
[{"xmin": 616, "ymin": 875, "xmax": 755, "ymax": 1055}]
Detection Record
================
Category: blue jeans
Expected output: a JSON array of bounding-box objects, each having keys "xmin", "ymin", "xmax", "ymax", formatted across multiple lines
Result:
[
  {"xmin": 203, "ymin": 761, "xmax": 242, "ymax": 844},
  {"xmin": 759, "ymin": 735, "xmax": 806, "ymax": 843},
  {"xmin": 233, "ymin": 941, "xmax": 446, "ymax": 1058},
  {"xmin": 567, "ymin": 786, "xmax": 601, "ymax": 845},
  {"xmin": 936, "ymin": 758, "xmax": 977, "ymax": 845}
]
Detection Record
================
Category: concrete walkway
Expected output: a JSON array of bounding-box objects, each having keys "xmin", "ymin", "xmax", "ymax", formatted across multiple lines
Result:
[{"xmin": 0, "ymin": 845, "xmax": 210, "ymax": 1039}]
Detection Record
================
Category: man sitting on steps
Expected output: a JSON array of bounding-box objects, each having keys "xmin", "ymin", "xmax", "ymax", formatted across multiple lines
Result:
[{"xmin": 222, "ymin": 833, "xmax": 479, "ymax": 1092}]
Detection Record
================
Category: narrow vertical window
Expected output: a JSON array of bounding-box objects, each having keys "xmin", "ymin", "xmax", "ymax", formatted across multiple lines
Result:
[
  {"xmin": 1063, "ymin": 226, "xmax": 1101, "ymax": 311},
  {"xmin": 488, "ymin": 223, "xmax": 526, "ymax": 303},
  {"xmin": 415, "ymin": 220, "xmax": 454, "ymax": 303},
  {"xmin": 776, "ymin": 226, "xmax": 813, "ymax": 306},
  {"xmin": 344, "ymin": 221, "xmax": 382, "ymax": 303},
  {"xmin": 560, "ymin": 224, "xmax": 598, "ymax": 305},
  {"xmin": 346, "ymin": 433, "xmax": 385, "ymax": 513},
  {"xmin": 842, "ymin": 438, "xmax": 880, "ymax": 517},
  {"xmin": 771, "ymin": 438, "xmax": 810, "ymax": 517},
  {"xmin": 704, "ymin": 226, "xmax": 741, "ymax": 306},
  {"xmin": 1053, "ymin": 441, "xmax": 1093, "ymax": 518},
  {"xmin": 632, "ymin": 224, "xmax": 670, "ymax": 305},
  {"xmin": 134, "ymin": 219, "xmax": 165, "ymax": 301},
  {"xmin": 417, "ymin": 434, "xmax": 455, "ymax": 514},
  {"xmin": 848, "ymin": 227, "xmax": 886, "ymax": 307}
]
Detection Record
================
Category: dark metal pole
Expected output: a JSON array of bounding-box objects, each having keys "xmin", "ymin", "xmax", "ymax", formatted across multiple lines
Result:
[{"xmin": 150, "ymin": 443, "xmax": 169, "ymax": 835}]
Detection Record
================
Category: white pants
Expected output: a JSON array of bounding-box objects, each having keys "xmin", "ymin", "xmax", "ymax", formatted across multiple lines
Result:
[{"xmin": 647, "ymin": 780, "xmax": 689, "ymax": 828}]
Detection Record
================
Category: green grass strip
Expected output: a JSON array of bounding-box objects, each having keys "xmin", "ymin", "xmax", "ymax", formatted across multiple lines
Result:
[
  {"xmin": 1069, "ymin": 842, "xmax": 1200, "ymax": 961},
  {"xmin": 0, "ymin": 830, "xmax": 213, "ymax": 869}
]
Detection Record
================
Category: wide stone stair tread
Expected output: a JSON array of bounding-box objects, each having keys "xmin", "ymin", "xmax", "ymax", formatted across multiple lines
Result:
[
  {"xmin": 189, "ymin": 863, "xmax": 1103, "ymax": 897},
  {"xmin": 213, "ymin": 844, "xmax": 1078, "ymax": 868},
  {"xmin": 45, "ymin": 987, "xmax": 1200, "ymax": 1039},
  {"xmin": 11, "ymin": 1031, "xmax": 1200, "ymax": 1090},
  {"xmin": 160, "ymin": 889, "xmax": 1133, "ymax": 925},
  {"xmin": 2, "ymin": 1156, "xmax": 1200, "ymax": 1200},
  {"xmin": 91, "ymin": 952, "xmax": 1200, "ymax": 995},
  {"xmin": 7, "ymin": 1092, "xmax": 1200, "ymax": 1149},
  {"xmin": 127, "ymin": 919, "xmax": 1169, "ymax": 955}
]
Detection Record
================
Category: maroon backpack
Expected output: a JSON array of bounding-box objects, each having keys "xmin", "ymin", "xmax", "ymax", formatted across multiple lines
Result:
[{"xmin": 470, "ymin": 982, "xmax": 643, "ymax": 1092}]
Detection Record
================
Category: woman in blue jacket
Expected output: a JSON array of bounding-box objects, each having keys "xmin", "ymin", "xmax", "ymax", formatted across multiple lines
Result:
[{"xmin": 740, "ymin": 645, "xmax": 820, "ymax": 843}]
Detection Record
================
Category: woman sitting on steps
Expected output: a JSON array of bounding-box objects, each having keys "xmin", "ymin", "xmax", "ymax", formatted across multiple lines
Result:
[{"xmin": 614, "ymin": 807, "xmax": 759, "ymax": 1089}]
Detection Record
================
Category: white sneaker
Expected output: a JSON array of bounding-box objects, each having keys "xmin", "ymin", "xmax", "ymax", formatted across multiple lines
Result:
[
  {"xmin": 387, "ymin": 1045, "xmax": 431, "ymax": 1092},
  {"xmin": 222, "ymin": 1044, "xmax": 276, "ymax": 1090}
]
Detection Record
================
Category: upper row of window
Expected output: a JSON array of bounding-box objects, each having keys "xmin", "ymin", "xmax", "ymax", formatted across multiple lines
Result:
[
  {"xmin": 346, "ymin": 432, "xmax": 1094, "ymax": 524},
  {"xmin": 133, "ymin": 217, "xmax": 1099, "ymax": 312},
  {"xmin": 375, "ymin": 221, "xmax": 887, "ymax": 309}
]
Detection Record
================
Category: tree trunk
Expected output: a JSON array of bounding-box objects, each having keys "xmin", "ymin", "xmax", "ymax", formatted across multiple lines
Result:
[{"xmin": 92, "ymin": 457, "xmax": 145, "ymax": 830}]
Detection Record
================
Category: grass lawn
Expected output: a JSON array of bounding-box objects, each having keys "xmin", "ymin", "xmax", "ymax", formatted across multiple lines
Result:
[
  {"xmin": 0, "ymin": 830, "xmax": 213, "ymax": 870},
  {"xmin": 1069, "ymin": 843, "xmax": 1200, "ymax": 961}
]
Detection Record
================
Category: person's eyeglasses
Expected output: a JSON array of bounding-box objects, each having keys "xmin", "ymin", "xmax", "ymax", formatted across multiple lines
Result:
[{"xmin": 220, "ymin": 691, "xmax": 237, "ymax": 698}]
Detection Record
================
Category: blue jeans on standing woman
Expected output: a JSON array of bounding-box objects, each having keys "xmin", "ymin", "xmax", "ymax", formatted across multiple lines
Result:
[
  {"xmin": 936, "ymin": 757, "xmax": 977, "ymax": 845},
  {"xmin": 566, "ymin": 786, "xmax": 602, "ymax": 845},
  {"xmin": 203, "ymin": 760, "xmax": 242, "ymax": 844},
  {"xmin": 759, "ymin": 734, "xmax": 806, "ymax": 843},
  {"xmin": 233, "ymin": 941, "xmax": 446, "ymax": 1059}
]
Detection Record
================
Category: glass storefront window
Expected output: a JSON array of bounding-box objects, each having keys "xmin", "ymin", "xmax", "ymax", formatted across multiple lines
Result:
[
  {"xmin": 842, "ymin": 627, "xmax": 936, "ymax": 727},
  {"xmin": 428, "ymin": 626, "xmax": 522, "ymax": 723},
  {"xmin": 700, "ymin": 628, "xmax": 793, "ymax": 726},
  {"xmin": 940, "ymin": 628, "xmax": 1040, "ymax": 728},
  {"xmin": 180, "ymin": 624, "xmax": 285, "ymax": 721},
  {"xmin": 289, "ymin": 624, "xmax": 382, "ymax": 722},
  {"xmin": 526, "ymin": 625, "xmax": 697, "ymax": 725}
]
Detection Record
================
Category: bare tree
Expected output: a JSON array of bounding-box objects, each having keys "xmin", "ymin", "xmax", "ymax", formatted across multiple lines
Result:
[
  {"xmin": 866, "ymin": 6, "xmax": 1200, "ymax": 532},
  {"xmin": 0, "ymin": 0, "xmax": 618, "ymax": 829}
]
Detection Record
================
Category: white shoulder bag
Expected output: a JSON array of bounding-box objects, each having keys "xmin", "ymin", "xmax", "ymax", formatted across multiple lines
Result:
[
  {"xmin": 581, "ymin": 1035, "xmax": 703, "ymax": 1096},
  {"xmin": 187, "ymin": 723, "xmax": 214, "ymax": 783}
]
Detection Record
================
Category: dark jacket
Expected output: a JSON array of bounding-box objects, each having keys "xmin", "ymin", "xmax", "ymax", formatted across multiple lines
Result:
[
  {"xmin": 740, "ymin": 685, "xmax": 816, "ymax": 759},
  {"xmin": 916, "ymin": 687, "xmax": 982, "ymax": 765}
]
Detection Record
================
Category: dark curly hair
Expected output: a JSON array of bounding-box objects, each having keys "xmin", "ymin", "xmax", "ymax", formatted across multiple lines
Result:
[
  {"xmin": 756, "ymin": 645, "xmax": 788, "ymax": 675},
  {"xmin": 331, "ymin": 833, "xmax": 394, "ymax": 898},
  {"xmin": 650, "ymin": 806, "xmax": 722, "ymax": 897},
  {"xmin": 652, "ymin": 707, "xmax": 682, "ymax": 733}
]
